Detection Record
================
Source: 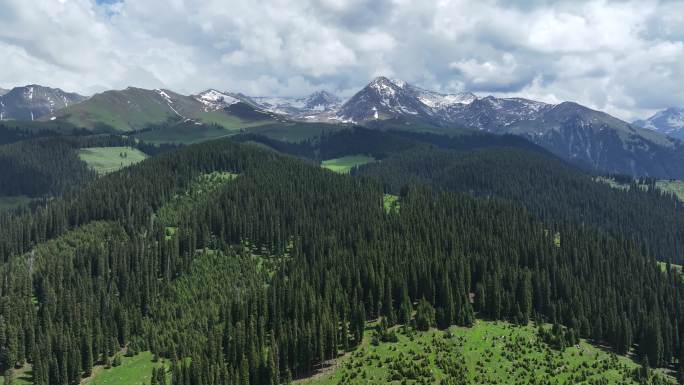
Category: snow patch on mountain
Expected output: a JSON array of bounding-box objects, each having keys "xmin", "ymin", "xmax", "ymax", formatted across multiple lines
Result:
[
  {"xmin": 667, "ymin": 111, "xmax": 684, "ymax": 129},
  {"xmin": 195, "ymin": 89, "xmax": 240, "ymax": 111},
  {"xmin": 634, "ymin": 107, "xmax": 684, "ymax": 140},
  {"xmin": 155, "ymin": 89, "xmax": 182, "ymax": 116},
  {"xmin": 0, "ymin": 85, "xmax": 86, "ymax": 121},
  {"xmin": 247, "ymin": 90, "xmax": 341, "ymax": 118}
]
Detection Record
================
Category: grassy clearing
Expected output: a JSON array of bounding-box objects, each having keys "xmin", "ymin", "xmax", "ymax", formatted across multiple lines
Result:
[
  {"xmin": 0, "ymin": 364, "xmax": 33, "ymax": 385},
  {"xmin": 321, "ymin": 155, "xmax": 375, "ymax": 174},
  {"xmin": 82, "ymin": 351, "xmax": 169, "ymax": 385},
  {"xmin": 298, "ymin": 320, "xmax": 673, "ymax": 385},
  {"xmin": 383, "ymin": 194, "xmax": 400, "ymax": 214},
  {"xmin": 656, "ymin": 180, "xmax": 684, "ymax": 202},
  {"xmin": 0, "ymin": 351, "xmax": 168, "ymax": 385},
  {"xmin": 596, "ymin": 177, "xmax": 684, "ymax": 202},
  {"xmin": 657, "ymin": 261, "xmax": 684, "ymax": 282},
  {"xmin": 0, "ymin": 195, "xmax": 34, "ymax": 212},
  {"xmin": 78, "ymin": 146, "xmax": 148, "ymax": 174},
  {"xmin": 594, "ymin": 176, "xmax": 631, "ymax": 190}
]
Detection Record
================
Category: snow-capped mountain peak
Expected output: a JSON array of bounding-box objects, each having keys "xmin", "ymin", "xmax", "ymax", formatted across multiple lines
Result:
[
  {"xmin": 368, "ymin": 76, "xmax": 403, "ymax": 98},
  {"xmin": 194, "ymin": 89, "xmax": 240, "ymax": 111},
  {"xmin": 634, "ymin": 107, "xmax": 684, "ymax": 140},
  {"xmin": 336, "ymin": 77, "xmax": 433, "ymax": 122}
]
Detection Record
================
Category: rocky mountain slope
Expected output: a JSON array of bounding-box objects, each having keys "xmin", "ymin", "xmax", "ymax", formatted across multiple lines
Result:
[
  {"xmin": 0, "ymin": 85, "xmax": 86, "ymax": 121},
  {"xmin": 634, "ymin": 107, "xmax": 684, "ymax": 140},
  {"xmin": 241, "ymin": 90, "xmax": 342, "ymax": 119},
  {"xmin": 330, "ymin": 77, "xmax": 684, "ymax": 178}
]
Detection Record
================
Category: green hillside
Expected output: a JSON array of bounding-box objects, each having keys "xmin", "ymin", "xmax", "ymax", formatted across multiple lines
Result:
[
  {"xmin": 299, "ymin": 321, "xmax": 673, "ymax": 385},
  {"xmin": 55, "ymin": 87, "xmax": 179, "ymax": 132},
  {"xmin": 51, "ymin": 87, "xmax": 276, "ymax": 133}
]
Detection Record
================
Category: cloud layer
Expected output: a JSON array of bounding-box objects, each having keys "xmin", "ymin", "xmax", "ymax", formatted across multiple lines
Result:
[{"xmin": 1, "ymin": 0, "xmax": 683, "ymax": 120}]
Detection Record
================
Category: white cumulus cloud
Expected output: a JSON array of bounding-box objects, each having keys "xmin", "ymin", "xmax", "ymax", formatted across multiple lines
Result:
[{"xmin": 0, "ymin": 0, "xmax": 682, "ymax": 120}]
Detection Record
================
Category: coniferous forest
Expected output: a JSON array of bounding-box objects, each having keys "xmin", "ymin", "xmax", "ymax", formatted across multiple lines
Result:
[{"xmin": 1, "ymin": 131, "xmax": 684, "ymax": 385}]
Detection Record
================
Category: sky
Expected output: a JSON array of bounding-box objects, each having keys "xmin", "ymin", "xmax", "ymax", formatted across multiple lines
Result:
[{"xmin": 1, "ymin": 0, "xmax": 683, "ymax": 121}]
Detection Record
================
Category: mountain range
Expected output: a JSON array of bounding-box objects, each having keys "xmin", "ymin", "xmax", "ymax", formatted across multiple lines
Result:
[
  {"xmin": 2, "ymin": 78, "xmax": 684, "ymax": 178},
  {"xmin": 47, "ymin": 87, "xmax": 278, "ymax": 132},
  {"xmin": 634, "ymin": 107, "xmax": 684, "ymax": 140},
  {"xmin": 298, "ymin": 77, "xmax": 684, "ymax": 178},
  {"xmin": 0, "ymin": 85, "xmax": 85, "ymax": 121},
  {"xmin": 239, "ymin": 90, "xmax": 342, "ymax": 119}
]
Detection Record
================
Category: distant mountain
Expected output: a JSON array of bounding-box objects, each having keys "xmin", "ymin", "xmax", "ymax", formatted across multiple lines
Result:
[
  {"xmin": 50, "ymin": 87, "xmax": 276, "ymax": 132},
  {"xmin": 5, "ymin": 78, "xmax": 684, "ymax": 178},
  {"xmin": 246, "ymin": 90, "xmax": 342, "ymax": 119},
  {"xmin": 194, "ymin": 89, "xmax": 240, "ymax": 111},
  {"xmin": 328, "ymin": 77, "xmax": 684, "ymax": 178},
  {"xmin": 499, "ymin": 101, "xmax": 681, "ymax": 176},
  {"xmin": 336, "ymin": 77, "xmax": 434, "ymax": 122},
  {"xmin": 334, "ymin": 77, "xmax": 476, "ymax": 123},
  {"xmin": 634, "ymin": 107, "xmax": 684, "ymax": 140},
  {"xmin": 0, "ymin": 88, "xmax": 8, "ymax": 96},
  {"xmin": 0, "ymin": 85, "xmax": 86, "ymax": 121}
]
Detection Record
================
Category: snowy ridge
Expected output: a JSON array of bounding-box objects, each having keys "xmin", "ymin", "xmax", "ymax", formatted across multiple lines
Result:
[
  {"xmin": 194, "ymin": 89, "xmax": 240, "ymax": 111},
  {"xmin": 634, "ymin": 107, "xmax": 684, "ymax": 140},
  {"xmin": 248, "ymin": 90, "xmax": 341, "ymax": 118},
  {"xmin": 406, "ymin": 83, "xmax": 477, "ymax": 110}
]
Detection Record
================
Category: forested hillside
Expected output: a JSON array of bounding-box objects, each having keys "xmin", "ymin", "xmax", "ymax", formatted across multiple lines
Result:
[
  {"xmin": 243, "ymin": 128, "xmax": 684, "ymax": 264},
  {"xmin": 356, "ymin": 145, "xmax": 684, "ymax": 264},
  {"xmin": 0, "ymin": 135, "xmax": 179, "ymax": 203},
  {"xmin": 0, "ymin": 138, "xmax": 683, "ymax": 385},
  {"xmin": 0, "ymin": 137, "xmax": 95, "ymax": 197}
]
